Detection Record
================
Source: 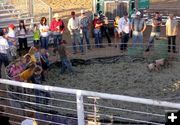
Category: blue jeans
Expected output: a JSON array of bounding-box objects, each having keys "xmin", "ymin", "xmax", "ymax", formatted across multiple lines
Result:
[
  {"xmin": 60, "ymin": 57, "xmax": 74, "ymax": 74},
  {"xmin": 41, "ymin": 36, "xmax": 49, "ymax": 50},
  {"xmin": 71, "ymin": 30, "xmax": 82, "ymax": 53},
  {"xmin": 53, "ymin": 34, "xmax": 62, "ymax": 48},
  {"xmin": 120, "ymin": 32, "xmax": 129, "ymax": 50},
  {"xmin": 94, "ymin": 29, "xmax": 102, "ymax": 48},
  {"xmin": 80, "ymin": 28, "xmax": 90, "ymax": 50},
  {"xmin": 0, "ymin": 53, "xmax": 9, "ymax": 78},
  {"xmin": 132, "ymin": 31, "xmax": 143, "ymax": 48},
  {"xmin": 147, "ymin": 32, "xmax": 160, "ymax": 49}
]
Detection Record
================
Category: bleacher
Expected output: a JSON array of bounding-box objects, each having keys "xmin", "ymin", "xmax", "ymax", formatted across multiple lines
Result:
[{"xmin": 0, "ymin": 2, "xmax": 41, "ymax": 47}]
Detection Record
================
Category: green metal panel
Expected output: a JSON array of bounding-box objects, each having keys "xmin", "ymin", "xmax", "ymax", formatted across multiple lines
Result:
[{"xmin": 138, "ymin": 0, "xmax": 149, "ymax": 10}]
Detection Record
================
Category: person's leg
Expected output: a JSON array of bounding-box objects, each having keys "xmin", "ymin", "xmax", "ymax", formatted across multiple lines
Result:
[
  {"xmin": 45, "ymin": 37, "xmax": 49, "ymax": 50},
  {"xmin": 60, "ymin": 59, "xmax": 66, "ymax": 74},
  {"xmin": 40, "ymin": 37, "xmax": 45, "ymax": 49},
  {"xmin": 172, "ymin": 36, "xmax": 176, "ymax": 53},
  {"xmin": 18, "ymin": 38, "xmax": 23, "ymax": 56},
  {"xmin": 75, "ymin": 30, "xmax": 83, "ymax": 53},
  {"xmin": 94, "ymin": 29, "xmax": 99, "ymax": 48},
  {"xmin": 64, "ymin": 58, "xmax": 74, "ymax": 74},
  {"xmin": 84, "ymin": 29, "xmax": 91, "ymax": 49},
  {"xmin": 146, "ymin": 32, "xmax": 156, "ymax": 51},
  {"xmin": 104, "ymin": 27, "xmax": 111, "ymax": 45},
  {"xmin": 23, "ymin": 38, "xmax": 28, "ymax": 53},
  {"xmin": 71, "ymin": 33, "xmax": 77, "ymax": 54},
  {"xmin": 132, "ymin": 31, "xmax": 138, "ymax": 48},
  {"xmin": 124, "ymin": 33, "xmax": 129, "ymax": 50},
  {"xmin": 167, "ymin": 36, "xmax": 171, "ymax": 52},
  {"xmin": 0, "ymin": 53, "xmax": 9, "ymax": 78},
  {"xmin": 120, "ymin": 33, "xmax": 125, "ymax": 50},
  {"xmin": 0, "ymin": 54, "xmax": 3, "ymax": 78},
  {"xmin": 98, "ymin": 30, "xmax": 103, "ymax": 48},
  {"xmin": 138, "ymin": 32, "xmax": 143, "ymax": 48}
]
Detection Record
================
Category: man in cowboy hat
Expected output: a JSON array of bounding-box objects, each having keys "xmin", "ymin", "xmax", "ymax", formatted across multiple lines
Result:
[
  {"xmin": 131, "ymin": 11, "xmax": 146, "ymax": 48},
  {"xmin": 79, "ymin": 9, "xmax": 91, "ymax": 50},
  {"xmin": 50, "ymin": 13, "xmax": 65, "ymax": 54}
]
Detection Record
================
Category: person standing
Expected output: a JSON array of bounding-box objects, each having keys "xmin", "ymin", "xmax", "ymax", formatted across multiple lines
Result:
[
  {"xmin": 131, "ymin": 11, "xmax": 146, "ymax": 48},
  {"xmin": 166, "ymin": 14, "xmax": 179, "ymax": 53},
  {"xmin": 114, "ymin": 16, "xmax": 120, "ymax": 48},
  {"xmin": 145, "ymin": 12, "xmax": 162, "ymax": 52},
  {"xmin": 5, "ymin": 24, "xmax": 17, "ymax": 60},
  {"xmin": 99, "ymin": 11, "xmax": 112, "ymax": 46},
  {"xmin": 68, "ymin": 11, "xmax": 82, "ymax": 54},
  {"xmin": 118, "ymin": 12, "xmax": 131, "ymax": 51},
  {"xmin": 79, "ymin": 9, "xmax": 91, "ymax": 50},
  {"xmin": 33, "ymin": 24, "xmax": 40, "ymax": 47},
  {"xmin": 0, "ymin": 28, "xmax": 9, "ymax": 78},
  {"xmin": 17, "ymin": 20, "xmax": 28, "ymax": 56},
  {"xmin": 50, "ymin": 13, "xmax": 65, "ymax": 53},
  {"xmin": 39, "ymin": 17, "xmax": 49, "ymax": 50},
  {"xmin": 93, "ymin": 13, "xmax": 103, "ymax": 48}
]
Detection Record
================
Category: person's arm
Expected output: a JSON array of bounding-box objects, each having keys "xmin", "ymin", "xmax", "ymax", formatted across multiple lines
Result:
[
  {"xmin": 60, "ymin": 20, "xmax": 65, "ymax": 34},
  {"xmin": 131, "ymin": 19, "xmax": 134, "ymax": 31},
  {"xmin": 67, "ymin": 19, "xmax": 72, "ymax": 32},
  {"xmin": 118, "ymin": 18, "xmax": 123, "ymax": 35},
  {"xmin": 50, "ymin": 20, "xmax": 54, "ymax": 31},
  {"xmin": 165, "ymin": 20, "xmax": 169, "ymax": 36},
  {"xmin": 141, "ymin": 20, "xmax": 147, "ymax": 33}
]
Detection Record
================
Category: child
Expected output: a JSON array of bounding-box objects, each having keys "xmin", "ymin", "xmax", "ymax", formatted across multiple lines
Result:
[
  {"xmin": 34, "ymin": 46, "xmax": 41, "ymax": 65},
  {"xmin": 5, "ymin": 24, "xmax": 17, "ymax": 60},
  {"xmin": 26, "ymin": 46, "xmax": 37, "ymax": 63},
  {"xmin": 18, "ymin": 63, "xmax": 36, "ymax": 82},
  {"xmin": 29, "ymin": 65, "xmax": 50, "ymax": 105},
  {"xmin": 33, "ymin": 24, "xmax": 40, "ymax": 46},
  {"xmin": 57, "ymin": 40, "xmax": 74, "ymax": 75},
  {"xmin": 40, "ymin": 49, "xmax": 49, "ymax": 80},
  {"xmin": 9, "ymin": 60, "xmax": 24, "ymax": 80}
]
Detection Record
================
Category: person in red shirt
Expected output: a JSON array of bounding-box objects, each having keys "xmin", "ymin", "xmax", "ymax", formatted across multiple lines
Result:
[
  {"xmin": 92, "ymin": 13, "xmax": 103, "ymax": 48},
  {"xmin": 50, "ymin": 13, "xmax": 65, "ymax": 54}
]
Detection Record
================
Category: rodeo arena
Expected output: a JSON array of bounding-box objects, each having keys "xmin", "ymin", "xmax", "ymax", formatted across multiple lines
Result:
[{"xmin": 1, "ymin": 0, "xmax": 180, "ymax": 125}]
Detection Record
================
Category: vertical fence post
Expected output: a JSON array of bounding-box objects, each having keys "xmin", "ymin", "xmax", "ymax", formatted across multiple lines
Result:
[
  {"xmin": 48, "ymin": 7, "xmax": 52, "ymax": 26},
  {"xmin": 76, "ymin": 90, "xmax": 85, "ymax": 125}
]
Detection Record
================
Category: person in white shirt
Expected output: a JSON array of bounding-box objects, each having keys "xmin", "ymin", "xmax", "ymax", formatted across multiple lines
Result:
[
  {"xmin": 166, "ymin": 14, "xmax": 179, "ymax": 53},
  {"xmin": 67, "ymin": 11, "xmax": 82, "ymax": 54},
  {"xmin": 39, "ymin": 17, "xmax": 49, "ymax": 50},
  {"xmin": 118, "ymin": 12, "xmax": 131, "ymax": 51},
  {"xmin": 17, "ymin": 20, "xmax": 28, "ymax": 56},
  {"xmin": 0, "ymin": 28, "xmax": 9, "ymax": 78},
  {"xmin": 5, "ymin": 24, "xmax": 17, "ymax": 60}
]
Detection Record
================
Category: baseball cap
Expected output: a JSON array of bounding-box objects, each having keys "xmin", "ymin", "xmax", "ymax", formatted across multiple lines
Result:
[{"xmin": 8, "ymin": 24, "xmax": 15, "ymax": 29}]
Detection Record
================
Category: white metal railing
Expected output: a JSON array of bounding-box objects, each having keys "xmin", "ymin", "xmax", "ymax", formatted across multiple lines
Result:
[{"xmin": 1, "ymin": 79, "xmax": 180, "ymax": 125}]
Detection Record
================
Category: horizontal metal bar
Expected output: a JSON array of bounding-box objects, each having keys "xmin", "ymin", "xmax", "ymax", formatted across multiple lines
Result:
[
  {"xmin": 0, "ymin": 89, "xmax": 76, "ymax": 104},
  {"xmin": 0, "ymin": 111, "xmax": 67, "ymax": 125},
  {"xmin": 0, "ymin": 96, "xmax": 77, "ymax": 112},
  {"xmin": 85, "ymin": 111, "xmax": 164, "ymax": 125},
  {"xmin": 0, "ymin": 104, "xmax": 78, "ymax": 120},
  {"xmin": 84, "ymin": 103, "xmax": 164, "ymax": 117},
  {"xmin": 1, "ymin": 79, "xmax": 180, "ymax": 109}
]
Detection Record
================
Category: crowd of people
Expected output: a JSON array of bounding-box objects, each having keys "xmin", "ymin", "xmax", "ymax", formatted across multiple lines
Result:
[
  {"xmin": 0, "ymin": 8, "xmax": 179, "ymax": 125},
  {"xmin": 0, "ymin": 9, "xmax": 179, "ymax": 80}
]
